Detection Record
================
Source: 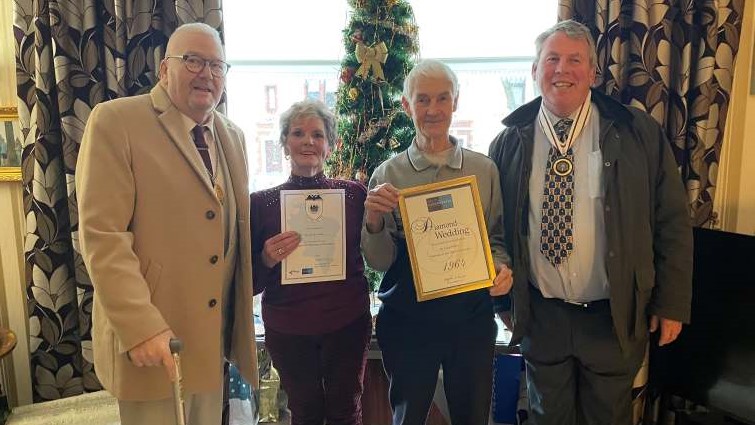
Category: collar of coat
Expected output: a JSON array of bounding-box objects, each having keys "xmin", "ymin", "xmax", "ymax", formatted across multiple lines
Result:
[
  {"xmin": 149, "ymin": 83, "xmax": 230, "ymax": 128},
  {"xmin": 501, "ymin": 88, "xmax": 634, "ymax": 128},
  {"xmin": 407, "ymin": 135, "xmax": 464, "ymax": 172}
]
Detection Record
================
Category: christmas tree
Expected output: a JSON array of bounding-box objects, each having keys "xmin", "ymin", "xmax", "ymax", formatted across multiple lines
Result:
[{"xmin": 328, "ymin": 0, "xmax": 419, "ymax": 182}]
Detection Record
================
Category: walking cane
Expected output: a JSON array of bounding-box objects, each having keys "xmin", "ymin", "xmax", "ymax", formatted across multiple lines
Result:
[{"xmin": 170, "ymin": 338, "xmax": 187, "ymax": 425}]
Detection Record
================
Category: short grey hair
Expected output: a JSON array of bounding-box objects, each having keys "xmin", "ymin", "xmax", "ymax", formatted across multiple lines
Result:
[
  {"xmin": 535, "ymin": 20, "xmax": 597, "ymax": 67},
  {"xmin": 403, "ymin": 59, "xmax": 459, "ymax": 100},
  {"xmin": 279, "ymin": 99, "xmax": 337, "ymax": 149},
  {"xmin": 167, "ymin": 23, "xmax": 224, "ymax": 57}
]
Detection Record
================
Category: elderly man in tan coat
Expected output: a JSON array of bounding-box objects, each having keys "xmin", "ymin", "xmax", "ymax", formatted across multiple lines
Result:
[{"xmin": 76, "ymin": 22, "xmax": 258, "ymax": 424}]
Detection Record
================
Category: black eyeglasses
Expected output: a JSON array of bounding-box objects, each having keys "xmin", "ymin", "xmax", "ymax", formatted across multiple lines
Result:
[{"xmin": 164, "ymin": 54, "xmax": 230, "ymax": 77}]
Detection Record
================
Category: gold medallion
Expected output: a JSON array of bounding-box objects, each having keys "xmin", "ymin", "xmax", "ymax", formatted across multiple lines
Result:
[
  {"xmin": 552, "ymin": 157, "xmax": 573, "ymax": 177},
  {"xmin": 214, "ymin": 183, "xmax": 225, "ymax": 205}
]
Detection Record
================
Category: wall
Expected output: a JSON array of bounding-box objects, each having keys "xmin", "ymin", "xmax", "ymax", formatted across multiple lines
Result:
[
  {"xmin": 0, "ymin": 0, "xmax": 33, "ymax": 407},
  {"xmin": 0, "ymin": 185, "xmax": 29, "ymax": 407},
  {"xmin": 0, "ymin": 0, "xmax": 32, "ymax": 405},
  {"xmin": 716, "ymin": 0, "xmax": 755, "ymax": 235},
  {"xmin": 735, "ymin": 1, "xmax": 755, "ymax": 234}
]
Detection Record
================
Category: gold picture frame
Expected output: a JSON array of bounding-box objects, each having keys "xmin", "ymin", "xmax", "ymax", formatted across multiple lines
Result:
[
  {"xmin": 398, "ymin": 175, "xmax": 496, "ymax": 302},
  {"xmin": 0, "ymin": 106, "xmax": 22, "ymax": 182}
]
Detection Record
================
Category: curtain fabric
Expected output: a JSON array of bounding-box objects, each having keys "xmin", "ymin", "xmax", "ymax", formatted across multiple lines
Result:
[
  {"xmin": 558, "ymin": 0, "xmax": 744, "ymax": 227},
  {"xmin": 14, "ymin": 0, "xmax": 223, "ymax": 402}
]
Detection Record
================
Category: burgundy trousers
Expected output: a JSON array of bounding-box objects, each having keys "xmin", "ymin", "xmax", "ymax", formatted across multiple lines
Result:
[{"xmin": 264, "ymin": 312, "xmax": 372, "ymax": 425}]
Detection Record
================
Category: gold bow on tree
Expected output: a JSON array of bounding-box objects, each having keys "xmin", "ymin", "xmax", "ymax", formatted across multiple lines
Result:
[{"xmin": 355, "ymin": 41, "xmax": 388, "ymax": 80}]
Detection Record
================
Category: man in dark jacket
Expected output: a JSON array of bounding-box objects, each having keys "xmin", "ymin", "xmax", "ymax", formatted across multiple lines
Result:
[{"xmin": 488, "ymin": 20, "xmax": 692, "ymax": 425}]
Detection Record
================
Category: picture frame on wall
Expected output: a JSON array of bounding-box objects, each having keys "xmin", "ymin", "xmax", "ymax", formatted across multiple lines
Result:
[{"xmin": 0, "ymin": 107, "xmax": 22, "ymax": 182}]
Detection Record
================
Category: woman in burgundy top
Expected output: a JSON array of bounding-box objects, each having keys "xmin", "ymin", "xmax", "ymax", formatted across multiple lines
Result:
[{"xmin": 250, "ymin": 99, "xmax": 371, "ymax": 425}]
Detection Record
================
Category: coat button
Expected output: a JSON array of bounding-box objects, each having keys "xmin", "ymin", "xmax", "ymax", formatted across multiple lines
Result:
[
  {"xmin": 208, "ymin": 299, "xmax": 217, "ymax": 308},
  {"xmin": 206, "ymin": 210, "xmax": 216, "ymax": 219},
  {"xmin": 604, "ymin": 161, "xmax": 611, "ymax": 167},
  {"xmin": 210, "ymin": 255, "xmax": 219, "ymax": 264}
]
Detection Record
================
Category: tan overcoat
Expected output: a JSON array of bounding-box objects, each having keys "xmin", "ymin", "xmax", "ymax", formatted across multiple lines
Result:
[{"xmin": 76, "ymin": 85, "xmax": 258, "ymax": 401}]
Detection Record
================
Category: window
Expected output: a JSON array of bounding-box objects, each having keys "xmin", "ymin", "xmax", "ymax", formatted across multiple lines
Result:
[
  {"xmin": 224, "ymin": 1, "xmax": 557, "ymax": 191},
  {"xmin": 264, "ymin": 139, "xmax": 283, "ymax": 173},
  {"xmin": 264, "ymin": 85, "xmax": 277, "ymax": 114}
]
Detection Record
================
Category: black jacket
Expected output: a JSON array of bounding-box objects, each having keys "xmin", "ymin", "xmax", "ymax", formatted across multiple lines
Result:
[{"xmin": 488, "ymin": 89, "xmax": 693, "ymax": 355}]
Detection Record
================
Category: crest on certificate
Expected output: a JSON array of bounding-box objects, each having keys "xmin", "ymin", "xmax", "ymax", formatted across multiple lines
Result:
[{"xmin": 305, "ymin": 194, "xmax": 323, "ymax": 221}]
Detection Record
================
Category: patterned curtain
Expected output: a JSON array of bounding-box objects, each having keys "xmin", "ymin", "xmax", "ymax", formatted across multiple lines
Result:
[
  {"xmin": 14, "ymin": 0, "xmax": 224, "ymax": 402},
  {"xmin": 558, "ymin": 0, "xmax": 744, "ymax": 227}
]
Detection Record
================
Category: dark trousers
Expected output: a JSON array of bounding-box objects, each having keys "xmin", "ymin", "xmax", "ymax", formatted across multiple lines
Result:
[
  {"xmin": 265, "ymin": 312, "xmax": 372, "ymax": 425},
  {"xmin": 521, "ymin": 287, "xmax": 644, "ymax": 425},
  {"xmin": 375, "ymin": 309, "xmax": 497, "ymax": 425}
]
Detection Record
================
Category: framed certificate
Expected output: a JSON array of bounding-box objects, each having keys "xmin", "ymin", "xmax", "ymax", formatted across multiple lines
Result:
[
  {"xmin": 398, "ymin": 176, "xmax": 495, "ymax": 302},
  {"xmin": 280, "ymin": 189, "xmax": 346, "ymax": 285}
]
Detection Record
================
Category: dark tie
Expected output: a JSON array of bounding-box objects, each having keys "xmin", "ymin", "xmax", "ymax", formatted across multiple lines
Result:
[
  {"xmin": 541, "ymin": 118, "xmax": 575, "ymax": 266},
  {"xmin": 191, "ymin": 125, "xmax": 213, "ymax": 177},
  {"xmin": 553, "ymin": 118, "xmax": 573, "ymax": 144}
]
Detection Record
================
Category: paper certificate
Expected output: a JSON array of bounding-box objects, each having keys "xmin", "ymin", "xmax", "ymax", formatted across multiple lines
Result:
[
  {"xmin": 398, "ymin": 176, "xmax": 496, "ymax": 302},
  {"xmin": 280, "ymin": 189, "xmax": 346, "ymax": 285}
]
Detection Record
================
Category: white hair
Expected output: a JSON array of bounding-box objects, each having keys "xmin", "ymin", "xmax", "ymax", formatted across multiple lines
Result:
[
  {"xmin": 403, "ymin": 59, "xmax": 459, "ymax": 100},
  {"xmin": 166, "ymin": 22, "xmax": 224, "ymax": 57}
]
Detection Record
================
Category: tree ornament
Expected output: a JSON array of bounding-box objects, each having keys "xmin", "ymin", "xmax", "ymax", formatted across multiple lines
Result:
[
  {"xmin": 377, "ymin": 87, "xmax": 385, "ymax": 114},
  {"xmin": 341, "ymin": 67, "xmax": 355, "ymax": 84},
  {"xmin": 355, "ymin": 169, "xmax": 368, "ymax": 183},
  {"xmin": 350, "ymin": 29, "xmax": 363, "ymax": 43},
  {"xmin": 355, "ymin": 41, "xmax": 388, "ymax": 80},
  {"xmin": 348, "ymin": 87, "xmax": 359, "ymax": 101},
  {"xmin": 404, "ymin": 23, "xmax": 418, "ymax": 37},
  {"xmin": 356, "ymin": 116, "xmax": 392, "ymax": 145}
]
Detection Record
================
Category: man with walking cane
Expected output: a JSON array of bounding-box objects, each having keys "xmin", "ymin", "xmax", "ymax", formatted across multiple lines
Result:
[{"xmin": 77, "ymin": 22, "xmax": 258, "ymax": 424}]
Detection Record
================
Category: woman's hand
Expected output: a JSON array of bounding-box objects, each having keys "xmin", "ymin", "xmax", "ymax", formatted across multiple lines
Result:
[
  {"xmin": 364, "ymin": 183, "xmax": 400, "ymax": 233},
  {"xmin": 261, "ymin": 231, "xmax": 301, "ymax": 268},
  {"xmin": 489, "ymin": 263, "xmax": 513, "ymax": 296}
]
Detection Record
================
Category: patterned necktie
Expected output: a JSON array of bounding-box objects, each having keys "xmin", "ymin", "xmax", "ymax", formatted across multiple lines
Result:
[
  {"xmin": 191, "ymin": 125, "xmax": 213, "ymax": 177},
  {"xmin": 540, "ymin": 118, "xmax": 574, "ymax": 266},
  {"xmin": 553, "ymin": 118, "xmax": 573, "ymax": 145}
]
